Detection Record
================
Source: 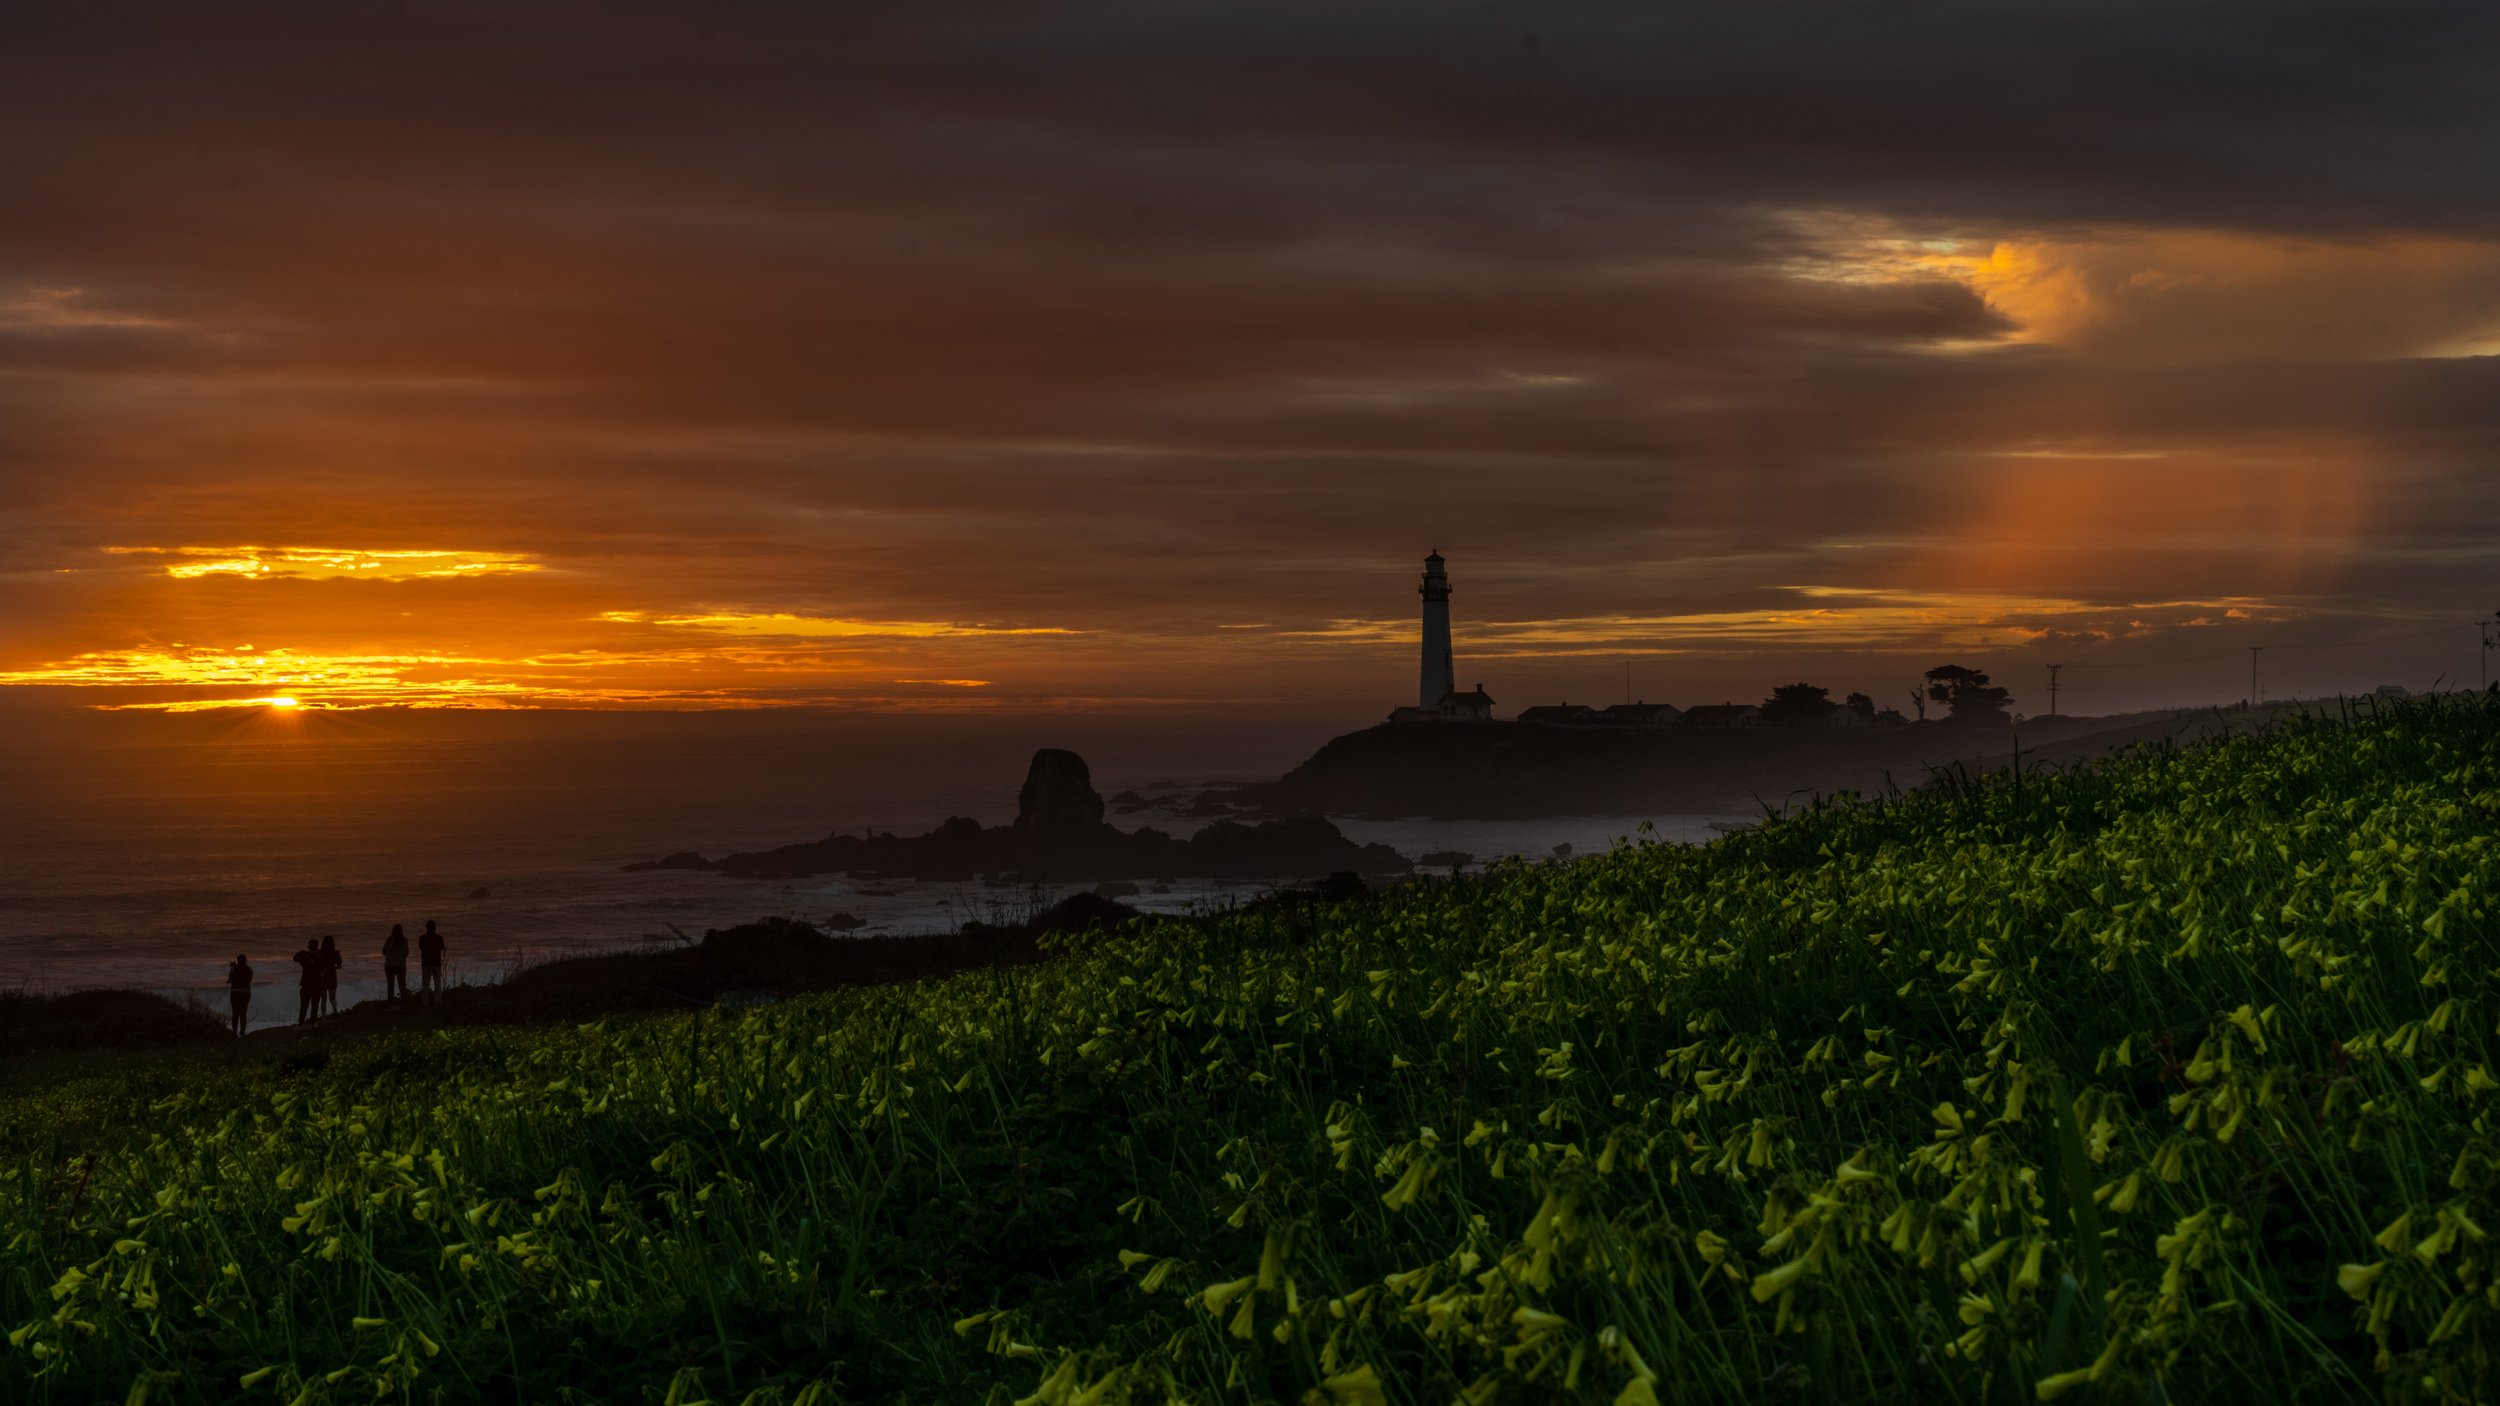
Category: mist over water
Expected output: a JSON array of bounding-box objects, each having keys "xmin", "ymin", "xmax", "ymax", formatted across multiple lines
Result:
[{"xmin": 0, "ymin": 710, "xmax": 1718, "ymax": 1025}]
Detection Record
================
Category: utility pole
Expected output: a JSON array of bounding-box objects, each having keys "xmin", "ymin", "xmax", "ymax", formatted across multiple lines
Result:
[
  {"xmin": 2248, "ymin": 646, "xmax": 2263, "ymax": 708},
  {"xmin": 2046, "ymin": 663, "xmax": 2062, "ymax": 719},
  {"xmin": 2483, "ymin": 619, "xmax": 2492, "ymax": 691},
  {"xmin": 1625, "ymin": 658, "xmax": 1632, "ymax": 705}
]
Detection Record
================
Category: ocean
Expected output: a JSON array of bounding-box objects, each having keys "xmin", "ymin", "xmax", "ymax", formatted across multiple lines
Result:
[{"xmin": 0, "ymin": 710, "xmax": 1734, "ymax": 1029}]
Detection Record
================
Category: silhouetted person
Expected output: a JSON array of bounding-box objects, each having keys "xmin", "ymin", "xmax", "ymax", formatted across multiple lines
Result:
[
  {"xmin": 319, "ymin": 934, "xmax": 342, "ymax": 1017},
  {"xmin": 381, "ymin": 923, "xmax": 410, "ymax": 999},
  {"xmin": 291, "ymin": 938, "xmax": 322, "ymax": 1024},
  {"xmin": 417, "ymin": 920, "xmax": 446, "ymax": 1002},
  {"xmin": 226, "ymin": 953, "xmax": 253, "ymax": 1037}
]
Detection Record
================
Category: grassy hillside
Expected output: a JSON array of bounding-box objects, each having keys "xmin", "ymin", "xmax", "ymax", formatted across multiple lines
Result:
[{"xmin": 8, "ymin": 696, "xmax": 2499, "ymax": 1403}]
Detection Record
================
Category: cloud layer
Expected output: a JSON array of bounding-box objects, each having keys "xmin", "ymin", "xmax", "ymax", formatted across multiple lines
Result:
[{"xmin": 6, "ymin": 2, "xmax": 2499, "ymax": 717}]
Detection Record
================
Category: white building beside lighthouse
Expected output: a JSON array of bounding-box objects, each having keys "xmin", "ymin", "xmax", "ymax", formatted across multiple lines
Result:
[{"xmin": 1388, "ymin": 550, "xmax": 1494, "ymax": 723}]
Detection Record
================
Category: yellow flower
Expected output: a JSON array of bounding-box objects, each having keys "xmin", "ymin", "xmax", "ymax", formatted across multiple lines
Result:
[
  {"xmin": 2225, "ymin": 1004, "xmax": 2267, "ymax": 1053},
  {"xmin": 1380, "ymin": 1159, "xmax": 1434, "ymax": 1211},
  {"xmin": 1315, "ymin": 1363, "xmax": 1388, "ymax": 1404},
  {"xmin": 1012, "ymin": 1356, "xmax": 1079, "ymax": 1406},
  {"xmin": 2336, "ymin": 1262, "xmax": 2384, "ymax": 1300},
  {"xmin": 1749, "ymin": 1258, "xmax": 1811, "ymax": 1303},
  {"xmin": 1198, "ymin": 1276, "xmax": 1255, "ymax": 1317},
  {"xmin": 2035, "ymin": 1366, "xmax": 2094, "ymax": 1400}
]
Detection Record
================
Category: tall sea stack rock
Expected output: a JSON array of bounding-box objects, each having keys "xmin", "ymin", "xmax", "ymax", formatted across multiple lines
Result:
[
  {"xmin": 1015, "ymin": 749, "xmax": 1104, "ymax": 833},
  {"xmin": 1014, "ymin": 749, "xmax": 1107, "ymax": 868}
]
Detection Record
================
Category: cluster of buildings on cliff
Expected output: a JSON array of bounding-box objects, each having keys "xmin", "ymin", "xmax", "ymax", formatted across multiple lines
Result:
[{"xmin": 1385, "ymin": 552, "xmax": 1910, "ymax": 730}]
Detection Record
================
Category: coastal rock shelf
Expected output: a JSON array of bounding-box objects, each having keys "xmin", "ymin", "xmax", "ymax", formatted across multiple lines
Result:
[{"xmin": 627, "ymin": 749, "xmax": 1409, "ymax": 883}]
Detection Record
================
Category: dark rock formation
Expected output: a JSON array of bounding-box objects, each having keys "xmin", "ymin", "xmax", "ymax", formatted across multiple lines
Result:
[
  {"xmin": 466, "ymin": 905, "xmax": 1142, "ymax": 1023},
  {"xmin": 662, "ymin": 749, "xmax": 1411, "ymax": 884},
  {"xmin": 1187, "ymin": 815, "xmax": 1405, "ymax": 880},
  {"xmin": 623, "ymin": 851, "xmax": 714, "ymax": 873},
  {"xmin": 1016, "ymin": 748, "xmax": 1104, "ymax": 837},
  {"xmin": 0, "ymin": 989, "xmax": 230, "ymax": 1058}
]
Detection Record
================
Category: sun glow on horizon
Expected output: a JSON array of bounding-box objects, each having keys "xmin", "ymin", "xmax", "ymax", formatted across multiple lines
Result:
[{"xmin": 0, "ymin": 641, "xmax": 1038, "ymax": 712}]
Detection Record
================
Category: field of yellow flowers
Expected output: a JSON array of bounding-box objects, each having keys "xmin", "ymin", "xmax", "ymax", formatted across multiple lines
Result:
[{"xmin": 9, "ymin": 695, "xmax": 2500, "ymax": 1404}]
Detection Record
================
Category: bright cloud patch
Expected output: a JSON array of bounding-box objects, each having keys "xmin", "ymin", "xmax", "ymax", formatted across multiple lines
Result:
[
  {"xmin": 1276, "ymin": 588, "xmax": 2311, "ymax": 659},
  {"xmin": 605, "ymin": 611, "xmax": 1073, "ymax": 639},
  {"xmin": 107, "ymin": 547, "xmax": 541, "ymax": 581},
  {"xmin": 1786, "ymin": 215, "xmax": 2500, "ymax": 363}
]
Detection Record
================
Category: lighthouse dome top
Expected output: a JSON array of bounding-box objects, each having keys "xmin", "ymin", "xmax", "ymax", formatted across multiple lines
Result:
[{"xmin": 1424, "ymin": 550, "xmax": 1444, "ymax": 565}]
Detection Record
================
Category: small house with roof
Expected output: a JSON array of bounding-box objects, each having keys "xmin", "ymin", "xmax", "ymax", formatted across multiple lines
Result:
[
  {"xmin": 1518, "ymin": 702, "xmax": 1604, "ymax": 728},
  {"xmin": 1600, "ymin": 701, "xmax": 1684, "ymax": 730},
  {"xmin": 1392, "ymin": 683, "xmax": 1495, "ymax": 724},
  {"xmin": 1681, "ymin": 703, "xmax": 1764, "ymax": 729}
]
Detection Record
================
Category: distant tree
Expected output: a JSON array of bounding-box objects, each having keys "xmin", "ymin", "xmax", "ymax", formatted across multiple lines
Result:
[
  {"xmin": 1759, "ymin": 682, "xmax": 1836, "ymax": 727},
  {"xmin": 1844, "ymin": 691, "xmax": 1876, "ymax": 717},
  {"xmin": 1925, "ymin": 664, "xmax": 2013, "ymax": 725},
  {"xmin": 1906, "ymin": 689, "xmax": 1927, "ymax": 722}
]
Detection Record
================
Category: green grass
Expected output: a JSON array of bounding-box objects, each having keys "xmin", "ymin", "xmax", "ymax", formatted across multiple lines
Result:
[{"xmin": 9, "ymin": 694, "xmax": 2500, "ymax": 1404}]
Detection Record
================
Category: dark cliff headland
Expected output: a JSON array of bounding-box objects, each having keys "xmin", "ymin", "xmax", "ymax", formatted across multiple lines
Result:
[
  {"xmin": 1252, "ymin": 719, "xmax": 1989, "ymax": 818},
  {"xmin": 1247, "ymin": 706, "xmax": 2293, "ymax": 819},
  {"xmin": 632, "ymin": 748, "xmax": 1409, "ymax": 882}
]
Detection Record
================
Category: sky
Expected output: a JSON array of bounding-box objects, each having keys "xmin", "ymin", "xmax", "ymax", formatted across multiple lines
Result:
[{"xmin": 6, "ymin": 1, "xmax": 2500, "ymax": 726}]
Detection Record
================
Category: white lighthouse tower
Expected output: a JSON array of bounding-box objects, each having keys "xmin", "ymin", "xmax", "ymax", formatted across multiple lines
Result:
[
  {"xmin": 1388, "ymin": 551, "xmax": 1492, "ymax": 723},
  {"xmin": 1419, "ymin": 550, "xmax": 1455, "ymax": 708}
]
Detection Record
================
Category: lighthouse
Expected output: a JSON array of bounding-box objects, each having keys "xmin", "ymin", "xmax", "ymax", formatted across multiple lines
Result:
[
  {"xmin": 1388, "ymin": 551, "xmax": 1492, "ymax": 723},
  {"xmin": 1419, "ymin": 551, "xmax": 1455, "ymax": 708}
]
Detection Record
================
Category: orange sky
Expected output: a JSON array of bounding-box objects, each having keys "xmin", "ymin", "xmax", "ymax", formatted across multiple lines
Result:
[{"xmin": 6, "ymin": 4, "xmax": 2498, "ymax": 721}]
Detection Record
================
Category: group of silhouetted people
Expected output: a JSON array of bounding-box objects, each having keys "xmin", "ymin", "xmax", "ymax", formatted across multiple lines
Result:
[{"xmin": 221, "ymin": 920, "xmax": 447, "ymax": 1035}]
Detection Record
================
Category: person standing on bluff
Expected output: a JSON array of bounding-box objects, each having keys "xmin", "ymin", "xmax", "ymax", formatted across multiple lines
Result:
[
  {"xmin": 381, "ymin": 924, "xmax": 410, "ymax": 1000},
  {"xmin": 417, "ymin": 920, "xmax": 447, "ymax": 1003},
  {"xmin": 291, "ymin": 939, "xmax": 323, "ymax": 1024},
  {"xmin": 318, "ymin": 934, "xmax": 343, "ymax": 1017},
  {"xmin": 226, "ymin": 953, "xmax": 253, "ymax": 1037}
]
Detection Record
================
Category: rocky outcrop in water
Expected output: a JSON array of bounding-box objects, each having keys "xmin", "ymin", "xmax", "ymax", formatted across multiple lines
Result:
[
  {"xmin": 623, "ymin": 850, "xmax": 714, "ymax": 873},
  {"xmin": 631, "ymin": 749, "xmax": 1409, "ymax": 883}
]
